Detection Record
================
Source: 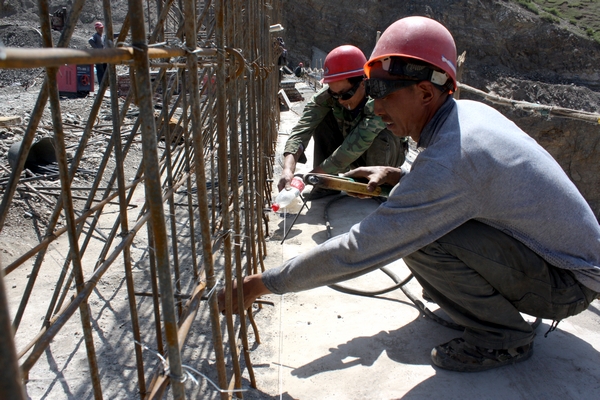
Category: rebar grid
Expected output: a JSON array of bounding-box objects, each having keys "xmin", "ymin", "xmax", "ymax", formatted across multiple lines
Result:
[{"xmin": 0, "ymin": 0, "xmax": 281, "ymax": 399}]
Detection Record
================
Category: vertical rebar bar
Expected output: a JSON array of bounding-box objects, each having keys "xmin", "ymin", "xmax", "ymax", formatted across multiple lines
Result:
[
  {"xmin": 37, "ymin": 0, "xmax": 103, "ymax": 396},
  {"xmin": 128, "ymin": 0, "xmax": 186, "ymax": 398},
  {"xmin": 0, "ymin": 268, "xmax": 26, "ymax": 399},
  {"xmin": 181, "ymin": 0, "xmax": 229, "ymax": 395}
]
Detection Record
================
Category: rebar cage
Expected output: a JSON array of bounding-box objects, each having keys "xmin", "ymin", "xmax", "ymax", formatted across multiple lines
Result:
[{"xmin": 0, "ymin": 0, "xmax": 282, "ymax": 398}]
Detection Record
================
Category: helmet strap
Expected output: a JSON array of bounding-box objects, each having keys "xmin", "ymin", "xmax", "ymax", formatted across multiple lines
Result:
[{"xmin": 381, "ymin": 56, "xmax": 450, "ymax": 91}]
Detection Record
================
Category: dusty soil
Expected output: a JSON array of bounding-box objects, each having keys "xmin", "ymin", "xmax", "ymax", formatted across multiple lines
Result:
[{"xmin": 0, "ymin": 82, "xmax": 141, "ymax": 265}]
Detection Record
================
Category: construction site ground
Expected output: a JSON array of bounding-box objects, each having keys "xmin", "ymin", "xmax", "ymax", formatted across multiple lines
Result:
[{"xmin": 244, "ymin": 79, "xmax": 600, "ymax": 399}]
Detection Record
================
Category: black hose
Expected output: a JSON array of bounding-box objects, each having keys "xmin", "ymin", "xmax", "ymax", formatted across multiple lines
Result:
[
  {"xmin": 323, "ymin": 193, "xmax": 542, "ymax": 331},
  {"xmin": 324, "ymin": 194, "xmax": 461, "ymax": 330}
]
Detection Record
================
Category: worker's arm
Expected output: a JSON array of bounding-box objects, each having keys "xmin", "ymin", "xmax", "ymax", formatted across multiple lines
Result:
[
  {"xmin": 217, "ymin": 274, "xmax": 272, "ymax": 314},
  {"xmin": 344, "ymin": 166, "xmax": 403, "ymax": 193},
  {"xmin": 282, "ymin": 87, "xmax": 333, "ymax": 163},
  {"xmin": 318, "ymin": 99, "xmax": 386, "ymax": 173},
  {"xmin": 278, "ymin": 147, "xmax": 303, "ymax": 191}
]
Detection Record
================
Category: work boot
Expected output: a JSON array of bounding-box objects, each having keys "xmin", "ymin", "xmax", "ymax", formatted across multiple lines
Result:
[
  {"xmin": 303, "ymin": 187, "xmax": 340, "ymax": 201},
  {"xmin": 431, "ymin": 338, "xmax": 533, "ymax": 372}
]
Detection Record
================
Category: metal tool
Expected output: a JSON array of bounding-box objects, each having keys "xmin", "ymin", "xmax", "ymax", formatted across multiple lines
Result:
[
  {"xmin": 303, "ymin": 173, "xmax": 391, "ymax": 197},
  {"xmin": 280, "ymin": 173, "xmax": 389, "ymax": 244}
]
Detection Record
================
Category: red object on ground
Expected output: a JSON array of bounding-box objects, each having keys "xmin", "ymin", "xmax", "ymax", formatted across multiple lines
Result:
[{"xmin": 57, "ymin": 64, "xmax": 94, "ymax": 94}]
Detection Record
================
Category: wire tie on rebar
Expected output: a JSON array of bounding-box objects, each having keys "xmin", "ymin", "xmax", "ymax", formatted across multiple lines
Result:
[
  {"xmin": 214, "ymin": 228, "xmax": 233, "ymax": 241},
  {"xmin": 148, "ymin": 41, "xmax": 168, "ymax": 48},
  {"xmin": 136, "ymin": 340, "xmax": 245, "ymax": 392},
  {"xmin": 205, "ymin": 279, "xmax": 221, "ymax": 301},
  {"xmin": 135, "ymin": 340, "xmax": 189, "ymax": 383},
  {"xmin": 135, "ymin": 340, "xmax": 168, "ymax": 371},
  {"xmin": 181, "ymin": 365, "xmax": 247, "ymax": 393},
  {"xmin": 180, "ymin": 43, "xmax": 206, "ymax": 55}
]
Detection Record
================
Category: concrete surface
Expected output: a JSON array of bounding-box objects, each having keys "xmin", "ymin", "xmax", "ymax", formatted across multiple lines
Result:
[{"xmin": 241, "ymin": 79, "xmax": 600, "ymax": 399}]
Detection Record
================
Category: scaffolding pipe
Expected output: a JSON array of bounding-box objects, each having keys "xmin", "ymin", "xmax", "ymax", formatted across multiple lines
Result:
[{"xmin": 0, "ymin": 47, "xmax": 217, "ymax": 69}]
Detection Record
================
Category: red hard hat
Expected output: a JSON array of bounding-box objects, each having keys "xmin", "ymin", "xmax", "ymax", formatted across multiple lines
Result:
[
  {"xmin": 365, "ymin": 16, "xmax": 457, "ymax": 91},
  {"xmin": 322, "ymin": 45, "xmax": 367, "ymax": 84},
  {"xmin": 94, "ymin": 21, "xmax": 104, "ymax": 28}
]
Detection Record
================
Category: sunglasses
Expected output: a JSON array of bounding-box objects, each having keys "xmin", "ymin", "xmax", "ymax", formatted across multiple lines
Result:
[
  {"xmin": 364, "ymin": 78, "xmax": 418, "ymax": 99},
  {"xmin": 328, "ymin": 80, "xmax": 362, "ymax": 101}
]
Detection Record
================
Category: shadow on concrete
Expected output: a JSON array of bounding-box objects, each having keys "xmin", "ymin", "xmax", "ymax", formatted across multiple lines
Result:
[
  {"xmin": 290, "ymin": 314, "xmax": 453, "ymax": 379},
  {"xmin": 289, "ymin": 313, "xmax": 600, "ymax": 398}
]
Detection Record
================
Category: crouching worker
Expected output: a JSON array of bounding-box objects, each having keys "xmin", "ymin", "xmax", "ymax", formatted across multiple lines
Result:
[
  {"xmin": 279, "ymin": 45, "xmax": 407, "ymax": 200},
  {"xmin": 221, "ymin": 16, "xmax": 600, "ymax": 372}
]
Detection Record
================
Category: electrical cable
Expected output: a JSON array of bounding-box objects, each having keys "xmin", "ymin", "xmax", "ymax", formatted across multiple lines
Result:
[{"xmin": 323, "ymin": 195, "xmax": 535, "ymax": 331}]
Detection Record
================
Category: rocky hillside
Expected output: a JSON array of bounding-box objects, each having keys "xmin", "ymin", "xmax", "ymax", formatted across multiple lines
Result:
[{"xmin": 281, "ymin": 0, "xmax": 600, "ymax": 91}]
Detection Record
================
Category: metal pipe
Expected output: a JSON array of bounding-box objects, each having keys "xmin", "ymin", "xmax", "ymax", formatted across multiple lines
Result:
[{"xmin": 0, "ymin": 47, "xmax": 217, "ymax": 69}]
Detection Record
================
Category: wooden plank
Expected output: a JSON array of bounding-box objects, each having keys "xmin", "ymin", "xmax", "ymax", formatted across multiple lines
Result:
[{"xmin": 0, "ymin": 116, "xmax": 22, "ymax": 126}]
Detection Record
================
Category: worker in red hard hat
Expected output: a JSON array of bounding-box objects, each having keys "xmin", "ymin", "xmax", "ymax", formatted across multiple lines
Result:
[
  {"xmin": 89, "ymin": 21, "xmax": 107, "ymax": 85},
  {"xmin": 279, "ymin": 44, "xmax": 408, "ymax": 199},
  {"xmin": 220, "ymin": 16, "xmax": 600, "ymax": 376}
]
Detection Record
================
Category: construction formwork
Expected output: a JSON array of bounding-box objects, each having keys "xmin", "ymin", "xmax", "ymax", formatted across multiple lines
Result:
[{"xmin": 0, "ymin": 0, "xmax": 281, "ymax": 398}]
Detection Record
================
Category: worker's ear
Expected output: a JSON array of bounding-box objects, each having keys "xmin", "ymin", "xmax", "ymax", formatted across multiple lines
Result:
[{"xmin": 416, "ymin": 81, "xmax": 445, "ymax": 107}]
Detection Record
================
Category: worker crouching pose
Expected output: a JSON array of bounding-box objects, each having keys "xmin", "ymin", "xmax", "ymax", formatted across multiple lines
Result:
[
  {"xmin": 279, "ymin": 45, "xmax": 408, "ymax": 199},
  {"xmin": 221, "ymin": 16, "xmax": 600, "ymax": 372}
]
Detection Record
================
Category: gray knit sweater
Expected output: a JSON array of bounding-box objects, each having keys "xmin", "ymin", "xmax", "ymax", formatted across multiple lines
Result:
[{"xmin": 263, "ymin": 98, "xmax": 600, "ymax": 293}]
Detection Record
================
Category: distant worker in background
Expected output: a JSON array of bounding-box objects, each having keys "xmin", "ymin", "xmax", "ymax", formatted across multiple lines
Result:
[
  {"xmin": 276, "ymin": 37, "xmax": 290, "ymax": 80},
  {"xmin": 88, "ymin": 21, "xmax": 107, "ymax": 85},
  {"xmin": 279, "ymin": 45, "xmax": 408, "ymax": 199},
  {"xmin": 294, "ymin": 62, "xmax": 305, "ymax": 78}
]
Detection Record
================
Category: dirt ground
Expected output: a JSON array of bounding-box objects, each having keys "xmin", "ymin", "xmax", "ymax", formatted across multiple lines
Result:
[{"xmin": 0, "ymin": 80, "xmax": 141, "ymax": 267}]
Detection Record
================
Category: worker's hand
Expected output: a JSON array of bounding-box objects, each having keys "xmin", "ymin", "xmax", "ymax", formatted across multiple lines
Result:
[
  {"xmin": 277, "ymin": 168, "xmax": 295, "ymax": 192},
  {"xmin": 344, "ymin": 166, "xmax": 402, "ymax": 193},
  {"xmin": 217, "ymin": 274, "xmax": 272, "ymax": 314}
]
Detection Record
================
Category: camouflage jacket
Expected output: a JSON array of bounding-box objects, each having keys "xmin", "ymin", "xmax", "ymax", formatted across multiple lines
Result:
[{"xmin": 284, "ymin": 86, "xmax": 400, "ymax": 174}]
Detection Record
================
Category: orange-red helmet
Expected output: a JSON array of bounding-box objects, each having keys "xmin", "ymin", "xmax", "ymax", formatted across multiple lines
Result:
[
  {"xmin": 365, "ymin": 16, "xmax": 457, "ymax": 91},
  {"xmin": 322, "ymin": 45, "xmax": 367, "ymax": 84}
]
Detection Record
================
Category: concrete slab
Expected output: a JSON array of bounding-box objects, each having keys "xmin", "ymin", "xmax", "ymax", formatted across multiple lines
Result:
[{"xmin": 242, "ymin": 80, "xmax": 600, "ymax": 399}]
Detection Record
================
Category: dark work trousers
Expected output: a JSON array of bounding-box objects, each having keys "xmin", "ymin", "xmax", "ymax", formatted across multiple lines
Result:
[
  {"xmin": 95, "ymin": 63, "xmax": 107, "ymax": 86},
  {"xmin": 311, "ymin": 111, "xmax": 407, "ymax": 171},
  {"xmin": 403, "ymin": 220, "xmax": 597, "ymax": 350}
]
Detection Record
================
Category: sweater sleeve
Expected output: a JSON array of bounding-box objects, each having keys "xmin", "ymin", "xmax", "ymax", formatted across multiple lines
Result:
[
  {"xmin": 283, "ymin": 88, "xmax": 332, "ymax": 158},
  {"xmin": 319, "ymin": 99, "xmax": 386, "ymax": 173},
  {"xmin": 262, "ymin": 156, "xmax": 476, "ymax": 294}
]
